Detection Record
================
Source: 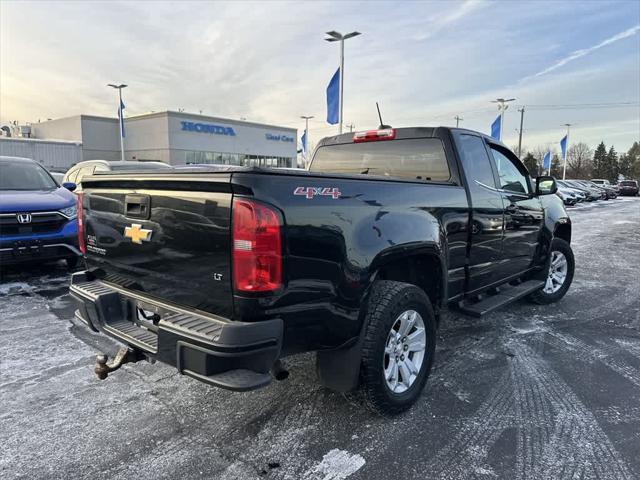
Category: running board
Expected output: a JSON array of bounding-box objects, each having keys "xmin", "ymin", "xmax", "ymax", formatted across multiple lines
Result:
[{"xmin": 456, "ymin": 280, "xmax": 544, "ymax": 317}]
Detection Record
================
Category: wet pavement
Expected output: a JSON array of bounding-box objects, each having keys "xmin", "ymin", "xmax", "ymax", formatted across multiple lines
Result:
[{"xmin": 1, "ymin": 197, "xmax": 639, "ymax": 480}]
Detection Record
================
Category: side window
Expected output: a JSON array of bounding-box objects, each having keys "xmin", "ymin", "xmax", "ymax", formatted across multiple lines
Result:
[
  {"xmin": 489, "ymin": 147, "xmax": 529, "ymax": 194},
  {"xmin": 66, "ymin": 168, "xmax": 79, "ymax": 183},
  {"xmin": 456, "ymin": 134, "xmax": 497, "ymax": 191},
  {"xmin": 93, "ymin": 163, "xmax": 109, "ymax": 172}
]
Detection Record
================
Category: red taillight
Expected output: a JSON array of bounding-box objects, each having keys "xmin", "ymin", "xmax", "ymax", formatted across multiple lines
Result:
[
  {"xmin": 353, "ymin": 128, "xmax": 396, "ymax": 143},
  {"xmin": 76, "ymin": 192, "xmax": 86, "ymax": 254},
  {"xmin": 232, "ymin": 198, "xmax": 282, "ymax": 292}
]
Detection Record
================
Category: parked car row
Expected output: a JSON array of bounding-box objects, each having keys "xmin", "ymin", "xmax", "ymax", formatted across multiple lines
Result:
[{"xmin": 554, "ymin": 178, "xmax": 635, "ymax": 206}]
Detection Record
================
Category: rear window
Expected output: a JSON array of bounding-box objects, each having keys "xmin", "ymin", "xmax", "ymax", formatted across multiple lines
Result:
[
  {"xmin": 111, "ymin": 162, "xmax": 170, "ymax": 170},
  {"xmin": 310, "ymin": 138, "xmax": 450, "ymax": 181}
]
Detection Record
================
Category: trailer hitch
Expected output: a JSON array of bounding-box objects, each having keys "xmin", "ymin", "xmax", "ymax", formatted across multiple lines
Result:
[{"xmin": 94, "ymin": 346, "xmax": 143, "ymax": 380}]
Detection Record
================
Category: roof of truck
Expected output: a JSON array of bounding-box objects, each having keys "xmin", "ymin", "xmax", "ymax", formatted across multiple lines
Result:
[{"xmin": 316, "ymin": 126, "xmax": 505, "ymax": 149}]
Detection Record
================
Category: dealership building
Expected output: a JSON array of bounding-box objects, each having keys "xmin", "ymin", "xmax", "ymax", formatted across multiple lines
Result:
[{"xmin": 0, "ymin": 111, "xmax": 298, "ymax": 170}]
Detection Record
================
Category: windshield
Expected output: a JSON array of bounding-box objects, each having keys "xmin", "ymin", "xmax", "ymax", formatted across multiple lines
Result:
[
  {"xmin": 621, "ymin": 181, "xmax": 637, "ymax": 186},
  {"xmin": 310, "ymin": 138, "xmax": 450, "ymax": 181},
  {"xmin": 0, "ymin": 160, "xmax": 58, "ymax": 190}
]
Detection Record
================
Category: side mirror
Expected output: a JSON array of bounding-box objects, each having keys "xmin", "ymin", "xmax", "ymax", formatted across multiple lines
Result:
[
  {"xmin": 62, "ymin": 182, "xmax": 77, "ymax": 192},
  {"xmin": 536, "ymin": 176, "xmax": 557, "ymax": 195}
]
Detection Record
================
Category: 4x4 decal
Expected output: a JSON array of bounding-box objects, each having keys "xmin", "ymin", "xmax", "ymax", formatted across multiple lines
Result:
[{"xmin": 294, "ymin": 187, "xmax": 342, "ymax": 199}]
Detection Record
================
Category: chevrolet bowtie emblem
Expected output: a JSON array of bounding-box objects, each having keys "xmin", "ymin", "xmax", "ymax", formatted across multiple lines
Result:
[{"xmin": 124, "ymin": 224, "xmax": 152, "ymax": 244}]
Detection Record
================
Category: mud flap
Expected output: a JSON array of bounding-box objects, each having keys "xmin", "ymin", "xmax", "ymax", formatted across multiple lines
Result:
[{"xmin": 316, "ymin": 335, "xmax": 364, "ymax": 393}]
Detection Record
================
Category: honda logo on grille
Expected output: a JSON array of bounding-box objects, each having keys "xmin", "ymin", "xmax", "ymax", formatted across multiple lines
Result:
[{"xmin": 16, "ymin": 213, "xmax": 32, "ymax": 224}]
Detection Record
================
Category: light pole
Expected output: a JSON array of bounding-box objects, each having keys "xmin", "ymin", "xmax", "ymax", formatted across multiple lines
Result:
[
  {"xmin": 300, "ymin": 115, "xmax": 313, "ymax": 167},
  {"xmin": 325, "ymin": 30, "xmax": 361, "ymax": 134},
  {"xmin": 454, "ymin": 115, "xmax": 463, "ymax": 128},
  {"xmin": 108, "ymin": 83, "xmax": 127, "ymax": 161},
  {"xmin": 562, "ymin": 123, "xmax": 572, "ymax": 180},
  {"xmin": 491, "ymin": 97, "xmax": 515, "ymax": 142},
  {"xmin": 517, "ymin": 107, "xmax": 525, "ymax": 159}
]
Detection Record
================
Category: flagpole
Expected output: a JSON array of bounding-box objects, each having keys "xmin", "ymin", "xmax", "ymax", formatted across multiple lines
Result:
[
  {"xmin": 300, "ymin": 115, "xmax": 313, "ymax": 168},
  {"xmin": 118, "ymin": 88, "xmax": 125, "ymax": 162},
  {"xmin": 339, "ymin": 38, "xmax": 344, "ymax": 135},
  {"xmin": 108, "ymin": 83, "xmax": 127, "ymax": 162},
  {"xmin": 562, "ymin": 123, "xmax": 571, "ymax": 180}
]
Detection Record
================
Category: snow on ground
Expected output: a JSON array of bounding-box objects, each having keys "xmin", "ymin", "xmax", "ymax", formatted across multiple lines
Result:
[{"xmin": 0, "ymin": 197, "xmax": 639, "ymax": 480}]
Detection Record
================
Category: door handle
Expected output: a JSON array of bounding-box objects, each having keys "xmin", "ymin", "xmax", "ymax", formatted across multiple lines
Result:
[{"xmin": 125, "ymin": 194, "xmax": 151, "ymax": 219}]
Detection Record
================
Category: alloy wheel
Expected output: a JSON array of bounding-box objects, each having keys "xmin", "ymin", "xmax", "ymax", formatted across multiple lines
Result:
[
  {"xmin": 383, "ymin": 310, "xmax": 427, "ymax": 394},
  {"xmin": 544, "ymin": 251, "xmax": 568, "ymax": 294}
]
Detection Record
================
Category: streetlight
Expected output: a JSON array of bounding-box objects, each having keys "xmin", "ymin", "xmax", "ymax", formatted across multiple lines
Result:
[
  {"xmin": 300, "ymin": 115, "xmax": 314, "ymax": 167},
  {"xmin": 108, "ymin": 83, "xmax": 127, "ymax": 161},
  {"xmin": 491, "ymin": 97, "xmax": 515, "ymax": 142},
  {"xmin": 325, "ymin": 30, "xmax": 361, "ymax": 134}
]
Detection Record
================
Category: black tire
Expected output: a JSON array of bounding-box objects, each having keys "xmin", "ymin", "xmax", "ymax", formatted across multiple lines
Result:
[
  {"xmin": 66, "ymin": 256, "xmax": 79, "ymax": 269},
  {"xmin": 528, "ymin": 238, "xmax": 574, "ymax": 305},
  {"xmin": 358, "ymin": 281, "xmax": 437, "ymax": 416}
]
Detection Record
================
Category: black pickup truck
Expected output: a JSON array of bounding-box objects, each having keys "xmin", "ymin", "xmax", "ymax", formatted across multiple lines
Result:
[{"xmin": 70, "ymin": 126, "xmax": 574, "ymax": 414}]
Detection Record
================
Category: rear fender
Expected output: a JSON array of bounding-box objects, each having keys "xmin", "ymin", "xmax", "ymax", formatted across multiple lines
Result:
[{"xmin": 316, "ymin": 242, "xmax": 446, "ymax": 393}]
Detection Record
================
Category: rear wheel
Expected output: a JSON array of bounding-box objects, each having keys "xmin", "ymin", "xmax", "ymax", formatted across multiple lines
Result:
[
  {"xmin": 358, "ymin": 281, "xmax": 436, "ymax": 415},
  {"xmin": 528, "ymin": 238, "xmax": 574, "ymax": 304}
]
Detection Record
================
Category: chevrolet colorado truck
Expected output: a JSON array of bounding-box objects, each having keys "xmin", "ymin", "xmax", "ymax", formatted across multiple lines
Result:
[{"xmin": 70, "ymin": 127, "xmax": 574, "ymax": 415}]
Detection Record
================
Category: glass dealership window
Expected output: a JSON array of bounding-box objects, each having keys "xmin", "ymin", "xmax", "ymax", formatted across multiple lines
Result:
[{"xmin": 185, "ymin": 151, "xmax": 293, "ymax": 168}]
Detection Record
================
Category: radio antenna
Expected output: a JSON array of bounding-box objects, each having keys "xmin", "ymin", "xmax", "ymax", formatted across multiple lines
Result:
[{"xmin": 376, "ymin": 102, "xmax": 391, "ymax": 129}]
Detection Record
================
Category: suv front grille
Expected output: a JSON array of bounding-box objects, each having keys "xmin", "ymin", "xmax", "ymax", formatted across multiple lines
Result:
[{"xmin": 0, "ymin": 212, "xmax": 69, "ymax": 236}]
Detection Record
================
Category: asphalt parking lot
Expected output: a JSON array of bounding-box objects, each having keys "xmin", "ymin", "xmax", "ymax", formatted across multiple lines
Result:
[{"xmin": 1, "ymin": 197, "xmax": 639, "ymax": 480}]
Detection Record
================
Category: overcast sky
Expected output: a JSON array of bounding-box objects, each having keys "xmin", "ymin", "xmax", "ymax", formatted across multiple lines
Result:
[{"xmin": 1, "ymin": 0, "xmax": 639, "ymax": 154}]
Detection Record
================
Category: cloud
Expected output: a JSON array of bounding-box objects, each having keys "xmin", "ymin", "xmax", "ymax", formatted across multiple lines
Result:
[
  {"xmin": 412, "ymin": 0, "xmax": 487, "ymax": 41},
  {"xmin": 533, "ymin": 24, "xmax": 640, "ymax": 77}
]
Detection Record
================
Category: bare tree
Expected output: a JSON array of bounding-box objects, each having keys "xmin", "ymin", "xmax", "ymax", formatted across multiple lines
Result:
[{"xmin": 566, "ymin": 142, "xmax": 592, "ymax": 178}]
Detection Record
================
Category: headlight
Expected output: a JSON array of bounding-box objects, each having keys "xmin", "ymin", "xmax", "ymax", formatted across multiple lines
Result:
[{"xmin": 59, "ymin": 205, "xmax": 77, "ymax": 218}]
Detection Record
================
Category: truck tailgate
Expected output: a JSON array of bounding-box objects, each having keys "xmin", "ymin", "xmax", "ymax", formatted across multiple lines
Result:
[{"xmin": 81, "ymin": 175, "xmax": 233, "ymax": 318}]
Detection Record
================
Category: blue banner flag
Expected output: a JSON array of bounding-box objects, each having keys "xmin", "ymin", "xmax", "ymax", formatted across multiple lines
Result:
[
  {"xmin": 490, "ymin": 115, "xmax": 501, "ymax": 140},
  {"xmin": 543, "ymin": 151, "xmax": 551, "ymax": 171},
  {"xmin": 118, "ymin": 99, "xmax": 126, "ymax": 138},
  {"xmin": 326, "ymin": 68, "xmax": 340, "ymax": 125},
  {"xmin": 560, "ymin": 135, "xmax": 567, "ymax": 160},
  {"xmin": 301, "ymin": 129, "xmax": 307, "ymax": 153}
]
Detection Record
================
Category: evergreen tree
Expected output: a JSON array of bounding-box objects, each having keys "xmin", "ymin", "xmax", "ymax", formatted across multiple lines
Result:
[
  {"xmin": 605, "ymin": 146, "xmax": 619, "ymax": 183},
  {"xmin": 592, "ymin": 142, "xmax": 608, "ymax": 179},
  {"xmin": 522, "ymin": 152, "xmax": 539, "ymax": 176},
  {"xmin": 550, "ymin": 154, "xmax": 562, "ymax": 178},
  {"xmin": 618, "ymin": 154, "xmax": 632, "ymax": 179},
  {"xmin": 626, "ymin": 141, "xmax": 640, "ymax": 178}
]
